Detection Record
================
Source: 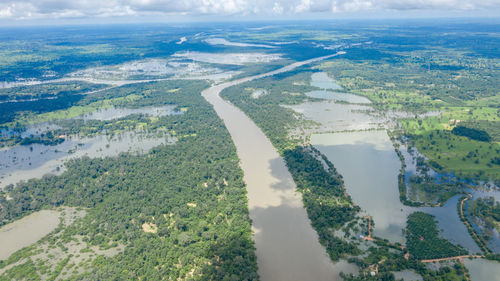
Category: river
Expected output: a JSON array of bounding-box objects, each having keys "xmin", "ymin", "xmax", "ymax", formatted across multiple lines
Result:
[{"xmin": 202, "ymin": 52, "xmax": 355, "ymax": 281}]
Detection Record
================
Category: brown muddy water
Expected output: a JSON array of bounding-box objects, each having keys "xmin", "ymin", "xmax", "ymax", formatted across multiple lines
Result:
[
  {"xmin": 202, "ymin": 52, "xmax": 357, "ymax": 281},
  {"xmin": 0, "ymin": 209, "xmax": 73, "ymax": 260}
]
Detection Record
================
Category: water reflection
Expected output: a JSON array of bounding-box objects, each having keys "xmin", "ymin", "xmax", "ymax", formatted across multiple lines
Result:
[
  {"xmin": 463, "ymin": 258, "xmax": 500, "ymax": 281},
  {"xmin": 312, "ymin": 131, "xmax": 410, "ymax": 243},
  {"xmin": 311, "ymin": 131, "xmax": 482, "ymax": 253}
]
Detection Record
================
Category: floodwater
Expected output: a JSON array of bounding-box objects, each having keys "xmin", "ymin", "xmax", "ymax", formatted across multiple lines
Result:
[
  {"xmin": 1, "ymin": 104, "xmax": 179, "ymax": 189},
  {"xmin": 312, "ymin": 131, "xmax": 410, "ymax": 243},
  {"xmin": 392, "ymin": 270, "xmax": 423, "ymax": 281},
  {"xmin": 288, "ymin": 59, "xmax": 498, "ymax": 277},
  {"xmin": 310, "ymin": 72, "xmax": 343, "ymax": 90},
  {"xmin": 0, "ymin": 131, "xmax": 172, "ymax": 189},
  {"xmin": 204, "ymin": 38, "xmax": 276, "ymax": 49},
  {"xmin": 311, "ymin": 131, "xmax": 481, "ymax": 252},
  {"xmin": 400, "ymin": 142, "xmax": 499, "ymax": 253},
  {"xmin": 0, "ymin": 123, "xmax": 61, "ymax": 139},
  {"xmin": 307, "ymin": 72, "xmax": 371, "ymax": 104},
  {"xmin": 294, "ymin": 69, "xmax": 481, "ymax": 252},
  {"xmin": 284, "ymin": 101, "xmax": 381, "ymax": 132},
  {"xmin": 422, "ymin": 196, "xmax": 481, "ymax": 253},
  {"xmin": 468, "ymin": 189, "xmax": 500, "ymax": 253},
  {"xmin": 0, "ymin": 210, "xmax": 60, "ymax": 260},
  {"xmin": 463, "ymin": 258, "xmax": 500, "ymax": 281},
  {"xmin": 78, "ymin": 105, "xmax": 181, "ymax": 121},
  {"xmin": 173, "ymin": 51, "xmax": 283, "ymax": 65},
  {"xmin": 203, "ymin": 52, "xmax": 358, "ymax": 281},
  {"xmin": 0, "ymin": 57, "xmax": 240, "ymax": 89},
  {"xmin": 305, "ymin": 90, "xmax": 372, "ymax": 104},
  {"xmin": 0, "ymin": 207, "xmax": 85, "ymax": 261}
]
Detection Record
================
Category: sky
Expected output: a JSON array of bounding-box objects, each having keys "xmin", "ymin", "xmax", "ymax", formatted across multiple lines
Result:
[{"xmin": 0, "ymin": 0, "xmax": 500, "ymax": 25}]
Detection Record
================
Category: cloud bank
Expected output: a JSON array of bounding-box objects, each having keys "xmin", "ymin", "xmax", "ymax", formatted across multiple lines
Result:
[{"xmin": 0, "ymin": 0, "xmax": 499, "ymax": 20}]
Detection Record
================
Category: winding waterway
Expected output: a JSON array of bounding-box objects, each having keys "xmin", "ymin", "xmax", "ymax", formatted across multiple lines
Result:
[{"xmin": 202, "ymin": 52, "xmax": 354, "ymax": 281}]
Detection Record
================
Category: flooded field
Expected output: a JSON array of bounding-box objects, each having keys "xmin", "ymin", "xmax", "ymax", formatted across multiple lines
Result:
[
  {"xmin": 0, "ymin": 207, "xmax": 84, "ymax": 260},
  {"xmin": 78, "ymin": 105, "xmax": 181, "ymax": 121},
  {"xmin": 300, "ymin": 71, "xmax": 497, "ymax": 275},
  {"xmin": 468, "ymin": 189, "xmax": 500, "ymax": 253},
  {"xmin": 307, "ymin": 72, "xmax": 371, "ymax": 104},
  {"xmin": 173, "ymin": 51, "xmax": 283, "ymax": 65},
  {"xmin": 0, "ymin": 123, "xmax": 61, "ymax": 139},
  {"xmin": 287, "ymin": 69, "xmax": 483, "ymax": 252},
  {"xmin": 422, "ymin": 196, "xmax": 481, "ymax": 253},
  {"xmin": 305, "ymin": 90, "xmax": 372, "ymax": 104},
  {"xmin": 0, "ymin": 102, "xmax": 181, "ymax": 189},
  {"xmin": 204, "ymin": 38, "xmax": 276, "ymax": 48},
  {"xmin": 0, "ymin": 55, "xmax": 241, "ymax": 89},
  {"xmin": 392, "ymin": 270, "xmax": 423, "ymax": 281},
  {"xmin": 284, "ymin": 101, "xmax": 381, "ymax": 132},
  {"xmin": 399, "ymin": 142, "xmax": 500, "ymax": 253},
  {"xmin": 68, "ymin": 58, "xmax": 228, "ymax": 81},
  {"xmin": 463, "ymin": 258, "xmax": 500, "ymax": 281},
  {"xmin": 310, "ymin": 72, "xmax": 342, "ymax": 90},
  {"xmin": 0, "ymin": 131, "xmax": 172, "ymax": 189}
]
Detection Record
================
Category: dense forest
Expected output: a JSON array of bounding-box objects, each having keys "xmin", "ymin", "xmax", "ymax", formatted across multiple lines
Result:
[
  {"xmin": 406, "ymin": 212, "xmax": 468, "ymax": 260},
  {"xmin": 451, "ymin": 126, "xmax": 491, "ymax": 142},
  {"xmin": 0, "ymin": 80, "xmax": 258, "ymax": 280}
]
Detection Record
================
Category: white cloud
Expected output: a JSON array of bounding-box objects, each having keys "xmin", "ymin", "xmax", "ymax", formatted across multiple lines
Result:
[
  {"xmin": 273, "ymin": 2, "xmax": 284, "ymax": 14},
  {"xmin": 0, "ymin": 0, "xmax": 499, "ymax": 20},
  {"xmin": 295, "ymin": 0, "xmax": 311, "ymax": 13}
]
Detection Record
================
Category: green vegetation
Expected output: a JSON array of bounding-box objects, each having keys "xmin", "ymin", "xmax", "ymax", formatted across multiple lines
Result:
[
  {"xmin": 406, "ymin": 212, "xmax": 468, "ymax": 260},
  {"xmin": 402, "ymin": 123, "xmax": 500, "ymax": 182},
  {"xmin": 0, "ymin": 82, "xmax": 108, "ymax": 124},
  {"xmin": 468, "ymin": 197, "xmax": 500, "ymax": 245},
  {"xmin": 451, "ymin": 126, "xmax": 491, "ymax": 142},
  {"xmin": 469, "ymin": 197, "xmax": 500, "ymax": 230},
  {"xmin": 0, "ymin": 80, "xmax": 258, "ymax": 280},
  {"xmin": 0, "ymin": 82, "xmax": 107, "ymax": 101},
  {"xmin": 407, "ymin": 177, "xmax": 462, "ymax": 206},
  {"xmin": 1, "ymin": 21, "xmax": 499, "ymax": 280}
]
